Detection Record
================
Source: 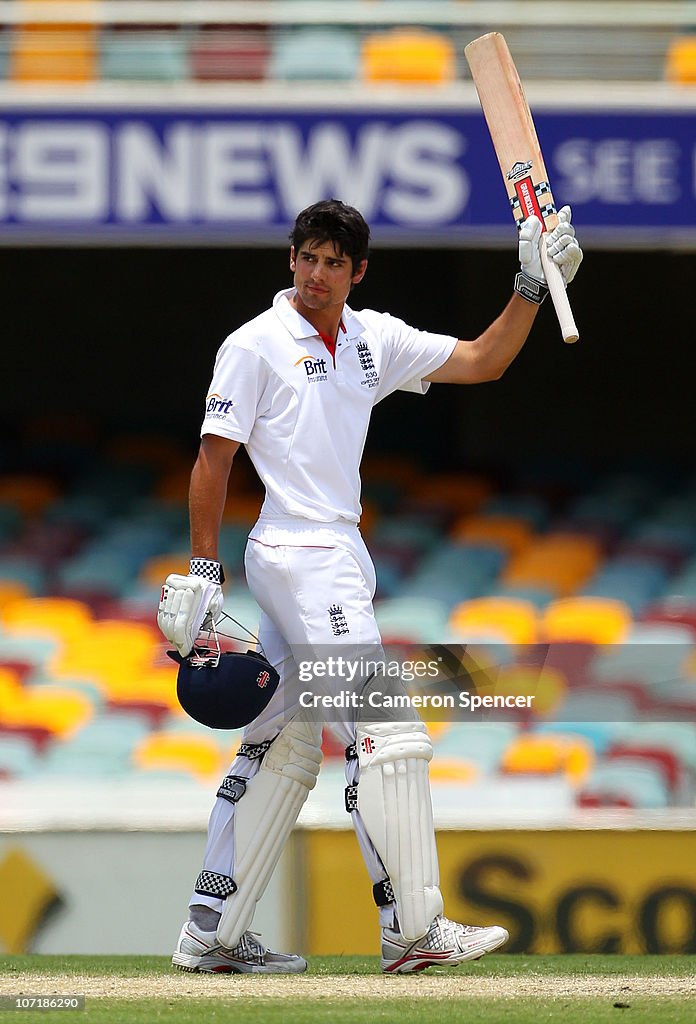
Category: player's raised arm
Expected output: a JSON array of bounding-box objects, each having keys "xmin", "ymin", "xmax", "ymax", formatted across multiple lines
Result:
[{"xmin": 426, "ymin": 207, "xmax": 583, "ymax": 385}]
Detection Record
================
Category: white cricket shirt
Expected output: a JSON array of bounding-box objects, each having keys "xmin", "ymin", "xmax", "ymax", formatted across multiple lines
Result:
[{"xmin": 200, "ymin": 288, "xmax": 457, "ymax": 524}]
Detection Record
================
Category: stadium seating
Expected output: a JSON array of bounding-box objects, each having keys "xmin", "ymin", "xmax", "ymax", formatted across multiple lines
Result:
[
  {"xmin": 190, "ymin": 28, "xmax": 271, "ymax": 82},
  {"xmin": 361, "ymin": 29, "xmax": 456, "ymax": 84},
  {"xmin": 10, "ymin": 0, "xmax": 97, "ymax": 83},
  {"xmin": 269, "ymin": 28, "xmax": 360, "ymax": 81},
  {"xmin": 132, "ymin": 731, "xmax": 225, "ymax": 782},
  {"xmin": 449, "ymin": 597, "xmax": 538, "ymax": 645},
  {"xmin": 664, "ymin": 35, "xmax": 696, "ymax": 83},
  {"xmin": 2, "ymin": 426, "xmax": 696, "ymax": 812},
  {"xmin": 501, "ymin": 733, "xmax": 594, "ymax": 786},
  {"xmin": 0, "ymin": 5, "xmax": 684, "ymax": 89},
  {"xmin": 540, "ymin": 597, "xmax": 632, "ymax": 645},
  {"xmin": 99, "ymin": 31, "xmax": 188, "ymax": 82}
]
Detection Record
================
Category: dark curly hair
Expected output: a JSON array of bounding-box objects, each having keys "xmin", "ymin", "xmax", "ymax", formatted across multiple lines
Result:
[{"xmin": 290, "ymin": 199, "xmax": 370, "ymax": 274}]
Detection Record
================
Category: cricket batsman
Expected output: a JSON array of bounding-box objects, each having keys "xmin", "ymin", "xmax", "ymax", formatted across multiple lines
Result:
[{"xmin": 158, "ymin": 199, "xmax": 583, "ymax": 973}]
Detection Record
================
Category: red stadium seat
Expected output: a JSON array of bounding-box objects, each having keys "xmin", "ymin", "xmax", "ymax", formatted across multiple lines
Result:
[{"xmin": 190, "ymin": 28, "xmax": 271, "ymax": 81}]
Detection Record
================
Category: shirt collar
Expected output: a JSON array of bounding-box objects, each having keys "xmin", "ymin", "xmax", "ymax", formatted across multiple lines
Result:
[
  {"xmin": 273, "ymin": 288, "xmax": 319, "ymax": 340},
  {"xmin": 273, "ymin": 288, "xmax": 364, "ymax": 343}
]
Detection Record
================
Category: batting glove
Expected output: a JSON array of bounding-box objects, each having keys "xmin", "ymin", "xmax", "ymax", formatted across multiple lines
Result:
[
  {"xmin": 157, "ymin": 558, "xmax": 225, "ymax": 657},
  {"xmin": 546, "ymin": 206, "xmax": 583, "ymax": 285},
  {"xmin": 516, "ymin": 205, "xmax": 583, "ymax": 304}
]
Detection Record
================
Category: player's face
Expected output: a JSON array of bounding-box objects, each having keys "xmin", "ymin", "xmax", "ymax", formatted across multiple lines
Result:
[{"xmin": 290, "ymin": 240, "xmax": 367, "ymax": 314}]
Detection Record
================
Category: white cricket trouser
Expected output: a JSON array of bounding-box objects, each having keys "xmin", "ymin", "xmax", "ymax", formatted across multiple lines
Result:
[{"xmin": 189, "ymin": 515, "xmax": 412, "ymax": 928}]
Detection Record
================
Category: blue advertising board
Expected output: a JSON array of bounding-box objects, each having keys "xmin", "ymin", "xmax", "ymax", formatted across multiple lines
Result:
[{"xmin": 0, "ymin": 106, "xmax": 693, "ymax": 245}]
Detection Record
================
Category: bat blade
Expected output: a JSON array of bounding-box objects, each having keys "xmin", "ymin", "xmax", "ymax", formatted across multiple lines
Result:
[{"xmin": 465, "ymin": 32, "xmax": 579, "ymax": 344}]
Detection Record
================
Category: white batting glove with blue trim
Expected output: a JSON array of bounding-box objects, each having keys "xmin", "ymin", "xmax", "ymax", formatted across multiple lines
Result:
[
  {"xmin": 519, "ymin": 206, "xmax": 583, "ymax": 287},
  {"xmin": 157, "ymin": 559, "xmax": 225, "ymax": 657}
]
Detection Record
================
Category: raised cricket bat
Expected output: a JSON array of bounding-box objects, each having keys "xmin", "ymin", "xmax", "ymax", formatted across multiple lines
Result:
[{"xmin": 465, "ymin": 32, "xmax": 579, "ymax": 344}]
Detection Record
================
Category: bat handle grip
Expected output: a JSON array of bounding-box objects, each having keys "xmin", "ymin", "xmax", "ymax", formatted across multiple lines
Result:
[{"xmin": 540, "ymin": 244, "xmax": 579, "ymax": 344}]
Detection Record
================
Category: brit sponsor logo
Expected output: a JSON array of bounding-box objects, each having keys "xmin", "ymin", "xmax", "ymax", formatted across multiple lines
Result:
[
  {"xmin": 206, "ymin": 393, "xmax": 234, "ymax": 417},
  {"xmin": 295, "ymin": 354, "xmax": 328, "ymax": 383},
  {"xmin": 328, "ymin": 603, "xmax": 350, "ymax": 636}
]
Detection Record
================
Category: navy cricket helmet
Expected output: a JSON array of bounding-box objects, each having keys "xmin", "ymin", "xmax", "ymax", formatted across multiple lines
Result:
[{"xmin": 167, "ymin": 648, "xmax": 279, "ymax": 730}]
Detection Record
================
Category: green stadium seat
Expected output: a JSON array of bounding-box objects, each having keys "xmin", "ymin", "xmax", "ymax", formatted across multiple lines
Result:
[
  {"xmin": 100, "ymin": 31, "xmax": 188, "ymax": 82},
  {"xmin": 269, "ymin": 28, "xmax": 360, "ymax": 81}
]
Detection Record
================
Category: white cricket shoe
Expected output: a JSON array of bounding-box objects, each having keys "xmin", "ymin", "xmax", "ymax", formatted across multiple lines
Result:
[
  {"xmin": 381, "ymin": 915, "xmax": 509, "ymax": 973},
  {"xmin": 172, "ymin": 920, "xmax": 308, "ymax": 974}
]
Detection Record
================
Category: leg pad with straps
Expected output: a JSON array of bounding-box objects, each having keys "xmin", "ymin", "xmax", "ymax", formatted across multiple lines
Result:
[
  {"xmin": 216, "ymin": 718, "xmax": 322, "ymax": 949},
  {"xmin": 356, "ymin": 720, "xmax": 443, "ymax": 940}
]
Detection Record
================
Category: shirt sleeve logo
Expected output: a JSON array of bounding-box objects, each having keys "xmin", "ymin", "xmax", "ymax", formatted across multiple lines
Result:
[{"xmin": 206, "ymin": 393, "xmax": 235, "ymax": 417}]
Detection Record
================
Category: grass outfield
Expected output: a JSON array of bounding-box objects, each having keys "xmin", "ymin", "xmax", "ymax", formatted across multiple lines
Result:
[{"xmin": 1, "ymin": 954, "xmax": 695, "ymax": 1023}]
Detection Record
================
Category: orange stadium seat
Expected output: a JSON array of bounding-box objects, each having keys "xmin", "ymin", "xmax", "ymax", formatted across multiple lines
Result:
[
  {"xmin": 361, "ymin": 454, "xmax": 421, "ymax": 490},
  {"xmin": 140, "ymin": 553, "xmax": 190, "ymax": 587},
  {"xmin": 665, "ymin": 36, "xmax": 696, "ymax": 83},
  {"xmin": 222, "ymin": 494, "xmax": 264, "ymax": 526},
  {"xmin": 501, "ymin": 733, "xmax": 594, "ymax": 785},
  {"xmin": 502, "ymin": 534, "xmax": 601, "ymax": 597},
  {"xmin": 2, "ymin": 597, "xmax": 93, "ymax": 644},
  {"xmin": 107, "ymin": 434, "xmax": 192, "ymax": 475},
  {"xmin": 493, "ymin": 664, "xmax": 568, "ymax": 716},
  {"xmin": 410, "ymin": 474, "xmax": 493, "ymax": 516},
  {"xmin": 0, "ymin": 666, "xmax": 23, "ymax": 705},
  {"xmin": 0, "ymin": 683, "xmax": 93, "ymax": 739},
  {"xmin": 540, "ymin": 597, "xmax": 633, "ymax": 645},
  {"xmin": 0, "ymin": 476, "xmax": 61, "ymax": 518},
  {"xmin": 49, "ymin": 619, "xmax": 161, "ymax": 695},
  {"xmin": 133, "ymin": 732, "xmax": 224, "ymax": 782},
  {"xmin": 0, "ymin": 582, "xmax": 30, "ymax": 610},
  {"xmin": 449, "ymin": 597, "xmax": 538, "ymax": 645},
  {"xmin": 105, "ymin": 666, "xmax": 179, "ymax": 711},
  {"xmin": 451, "ymin": 515, "xmax": 533, "ymax": 557},
  {"xmin": 10, "ymin": 0, "xmax": 97, "ymax": 83},
  {"xmin": 428, "ymin": 757, "xmax": 478, "ymax": 784},
  {"xmin": 362, "ymin": 29, "xmax": 456, "ymax": 84}
]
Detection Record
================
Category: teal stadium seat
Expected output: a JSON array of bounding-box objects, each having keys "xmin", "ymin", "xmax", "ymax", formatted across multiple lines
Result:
[
  {"xmin": 533, "ymin": 720, "xmax": 621, "ymax": 756},
  {"xmin": 0, "ymin": 504, "xmax": 20, "ymax": 543},
  {"xmin": 396, "ymin": 541, "xmax": 505, "ymax": 609},
  {"xmin": 555, "ymin": 687, "xmax": 640, "ymax": 720},
  {"xmin": 270, "ymin": 28, "xmax": 360, "ymax": 81},
  {"xmin": 487, "ymin": 584, "xmax": 554, "ymax": 609},
  {"xmin": 55, "ymin": 713, "xmax": 152, "ymax": 773},
  {"xmin": 57, "ymin": 553, "xmax": 136, "ymax": 599},
  {"xmin": 218, "ymin": 524, "xmax": 255, "ymax": 566},
  {"xmin": 0, "ymin": 735, "xmax": 40, "ymax": 777},
  {"xmin": 0, "ymin": 558, "xmax": 47, "ymax": 594},
  {"xmin": 481, "ymin": 494, "xmax": 550, "ymax": 530},
  {"xmin": 581, "ymin": 560, "xmax": 669, "ymax": 615},
  {"xmin": 590, "ymin": 622, "xmax": 693, "ymax": 687},
  {"xmin": 579, "ymin": 760, "xmax": 671, "ymax": 809},
  {"xmin": 0, "ymin": 632, "xmax": 59, "ymax": 668},
  {"xmin": 221, "ymin": 589, "xmax": 263, "ymax": 639},
  {"xmin": 100, "ymin": 31, "xmax": 188, "ymax": 82},
  {"xmin": 371, "ymin": 518, "xmax": 440, "ymax": 554},
  {"xmin": 374, "ymin": 596, "xmax": 450, "ymax": 643},
  {"xmin": 612, "ymin": 721, "xmax": 696, "ymax": 773},
  {"xmin": 432, "ymin": 722, "xmax": 518, "ymax": 772}
]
